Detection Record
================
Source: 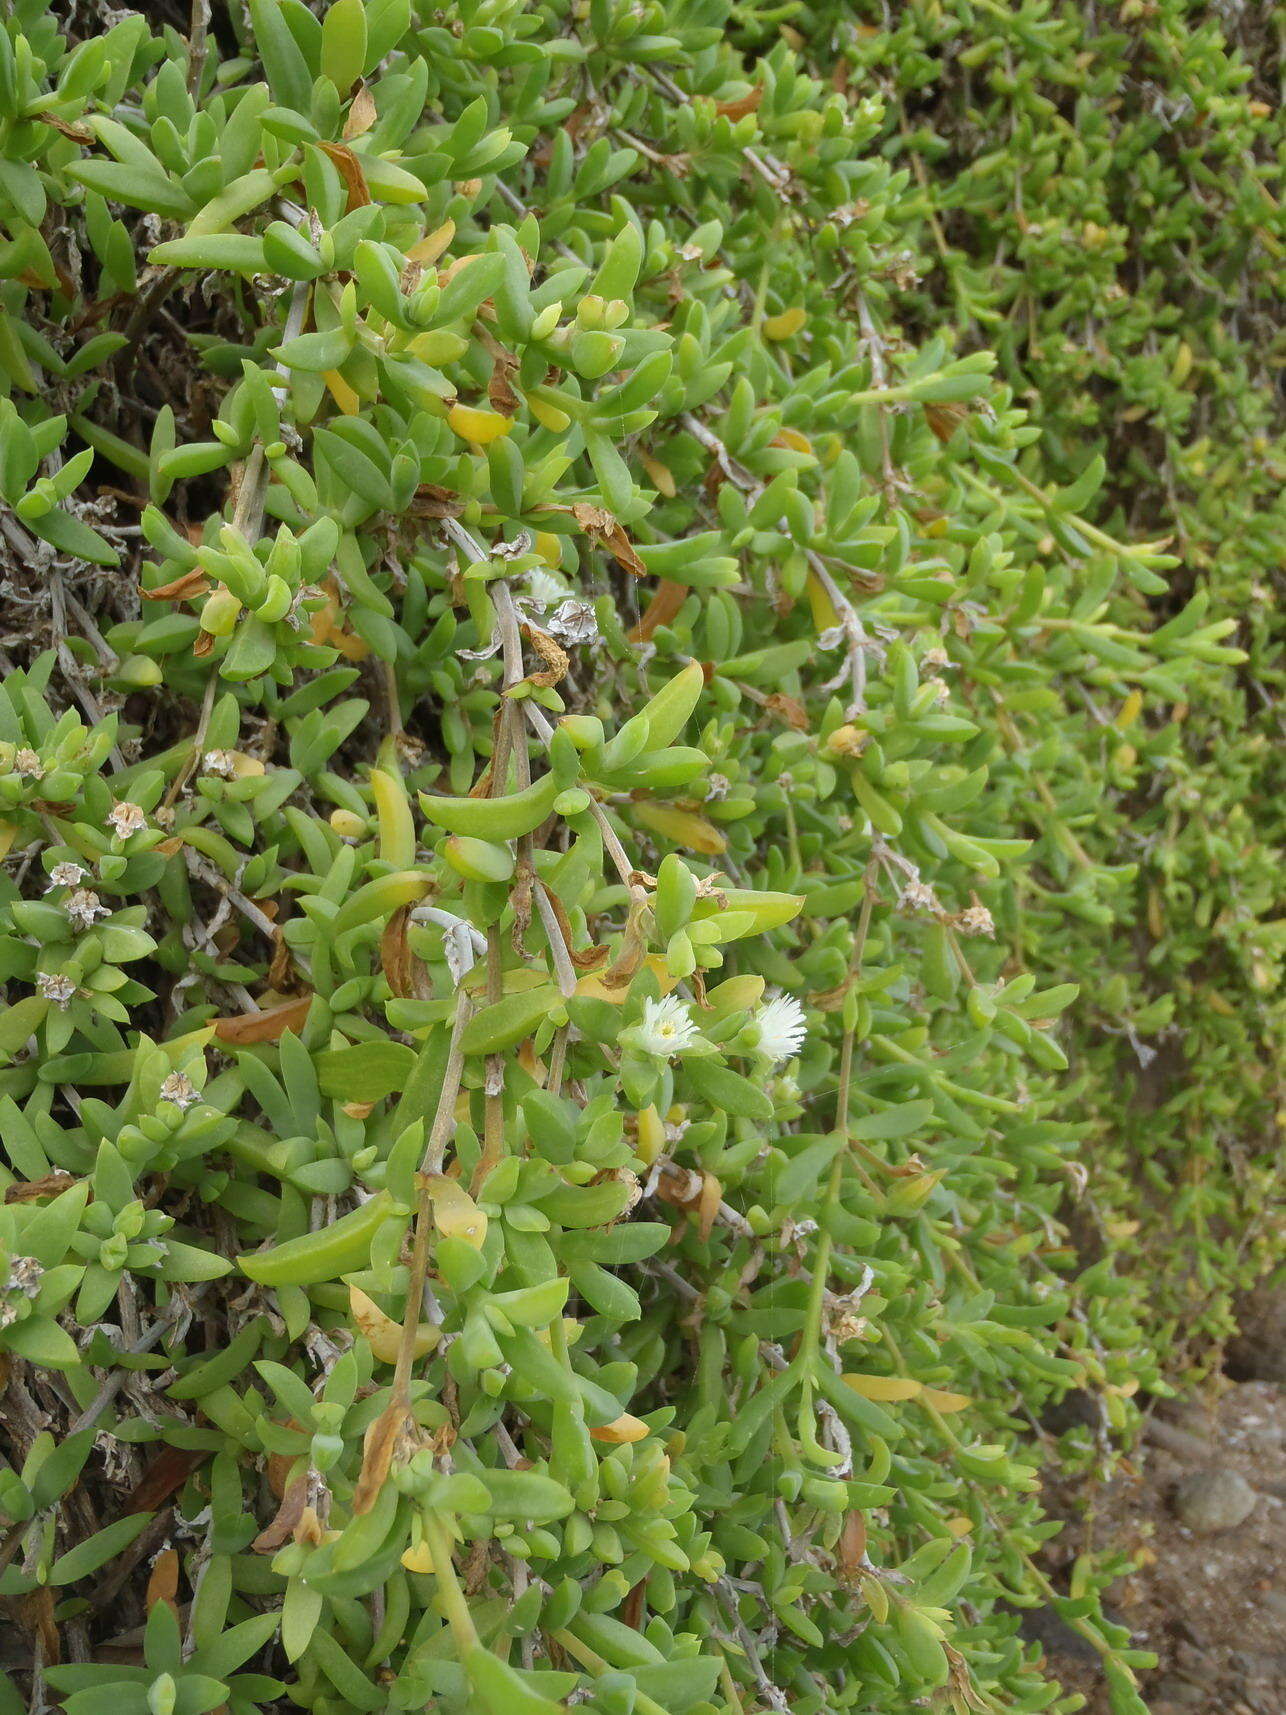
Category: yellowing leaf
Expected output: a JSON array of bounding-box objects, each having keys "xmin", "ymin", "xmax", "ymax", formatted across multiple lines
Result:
[
  {"xmin": 576, "ymin": 955, "xmax": 678, "ymax": 1004},
  {"xmin": 0, "ymin": 821, "xmax": 17, "ymax": 863},
  {"xmin": 763, "ymin": 306, "xmax": 806, "ymax": 340},
  {"xmin": 628, "ymin": 801, "xmax": 727, "ymax": 856},
  {"xmin": 533, "ymin": 531, "xmax": 563, "ymax": 566},
  {"xmin": 920, "ymin": 1387, "xmax": 971, "ymax": 1414},
  {"xmin": 859, "ymin": 1572, "xmax": 889, "ymax": 1624},
  {"xmin": 634, "ymin": 1104, "xmax": 665, "ymax": 1166},
  {"xmin": 528, "ymin": 394, "xmax": 571, "ymax": 432},
  {"xmin": 773, "ymin": 426, "xmax": 813, "ymax": 454},
  {"xmin": 448, "ymin": 404, "xmax": 513, "ymax": 445},
  {"xmin": 806, "ymin": 569, "xmax": 839, "ymax": 631},
  {"xmin": 401, "ymin": 1538, "xmax": 437, "ymax": 1574},
  {"xmin": 1115, "ymin": 689, "xmax": 1143, "ymax": 730},
  {"xmin": 408, "ymin": 220, "xmax": 455, "ymax": 266},
  {"xmin": 323, "ymin": 369, "xmax": 361, "ymax": 415},
  {"xmin": 589, "ymin": 1414, "xmax": 650, "ymax": 1444},
  {"xmin": 640, "ymin": 450, "xmax": 677, "ymax": 496},
  {"xmin": 424, "ymin": 1174, "xmax": 488, "ymax": 1248},
  {"xmin": 536, "ymin": 1317, "xmax": 585, "ymax": 1350},
  {"xmin": 343, "ymin": 84, "xmax": 378, "ymax": 140},
  {"xmin": 349, "ymin": 1286, "xmax": 439, "ymax": 1365},
  {"xmin": 843, "ymin": 1373, "xmax": 923, "ymax": 1402},
  {"xmin": 946, "ymin": 1515, "xmax": 974, "ymax": 1538}
]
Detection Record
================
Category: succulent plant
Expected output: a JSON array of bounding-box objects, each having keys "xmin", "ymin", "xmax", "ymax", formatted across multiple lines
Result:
[{"xmin": 0, "ymin": 3, "xmax": 1278, "ymax": 1715}]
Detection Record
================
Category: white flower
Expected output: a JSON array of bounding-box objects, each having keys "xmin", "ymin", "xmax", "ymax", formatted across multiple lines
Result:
[
  {"xmin": 524, "ymin": 568, "xmax": 569, "ymax": 609},
  {"xmin": 754, "ymin": 994, "xmax": 808, "ymax": 1067},
  {"xmin": 636, "ymin": 995, "xmax": 698, "ymax": 1059},
  {"xmin": 160, "ymin": 1071, "xmax": 200, "ymax": 1110},
  {"xmin": 37, "ymin": 972, "xmax": 77, "ymax": 1008},
  {"xmin": 47, "ymin": 862, "xmax": 88, "ymax": 891},
  {"xmin": 65, "ymin": 889, "xmax": 110, "ymax": 931},
  {"xmin": 107, "ymin": 800, "xmax": 147, "ymax": 839}
]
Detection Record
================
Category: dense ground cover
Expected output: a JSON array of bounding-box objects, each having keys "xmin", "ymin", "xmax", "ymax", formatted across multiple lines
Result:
[{"xmin": 0, "ymin": 3, "xmax": 1279, "ymax": 1714}]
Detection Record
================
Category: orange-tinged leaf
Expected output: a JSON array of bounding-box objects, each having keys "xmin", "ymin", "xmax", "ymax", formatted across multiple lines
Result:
[
  {"xmin": 697, "ymin": 1172, "xmax": 722, "ymax": 1243},
  {"xmin": 488, "ymin": 352, "xmax": 520, "ymax": 417},
  {"xmin": 317, "ymin": 141, "xmax": 371, "ymax": 212},
  {"xmin": 213, "ymin": 994, "xmax": 312, "ymax": 1045},
  {"xmin": 589, "ymin": 1414, "xmax": 650, "ymax": 1445},
  {"xmin": 252, "ymin": 1474, "xmax": 309, "ymax": 1553},
  {"xmin": 946, "ymin": 1515, "xmax": 974, "ymax": 1538},
  {"xmin": 145, "ymin": 1549, "xmax": 179, "ymax": 1615},
  {"xmin": 629, "ymin": 578, "xmax": 688, "ymax": 643},
  {"xmin": 640, "ymin": 450, "xmax": 677, "ymax": 497},
  {"xmin": 838, "ymin": 1510, "xmax": 867, "ymax": 1578},
  {"xmin": 764, "ymin": 692, "xmax": 808, "ymax": 731},
  {"xmin": 352, "ymin": 1401, "xmax": 405, "ymax": 1515},
  {"xmin": 571, "ymin": 502, "xmax": 647, "ymax": 577},
  {"xmin": 714, "ymin": 86, "xmax": 763, "ymax": 120},
  {"xmin": 4, "ymin": 1171, "xmax": 78, "ymax": 1205},
  {"xmin": 124, "ymin": 1446, "xmax": 208, "ymax": 1515},
  {"xmin": 141, "ymin": 569, "xmax": 212, "ymax": 603},
  {"xmin": 408, "ymin": 220, "xmax": 455, "ymax": 266}
]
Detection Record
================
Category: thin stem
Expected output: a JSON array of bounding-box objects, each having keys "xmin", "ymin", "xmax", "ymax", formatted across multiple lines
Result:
[
  {"xmin": 390, "ymin": 989, "xmax": 473, "ymax": 1412},
  {"xmin": 421, "ymin": 1513, "xmax": 480, "ymax": 1654}
]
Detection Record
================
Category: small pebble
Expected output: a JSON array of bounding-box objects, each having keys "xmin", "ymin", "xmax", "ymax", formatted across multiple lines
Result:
[{"xmin": 1171, "ymin": 1466, "xmax": 1257, "ymax": 1533}]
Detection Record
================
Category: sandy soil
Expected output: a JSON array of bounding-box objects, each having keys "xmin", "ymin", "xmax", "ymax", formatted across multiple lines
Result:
[{"xmin": 1031, "ymin": 1381, "xmax": 1286, "ymax": 1715}]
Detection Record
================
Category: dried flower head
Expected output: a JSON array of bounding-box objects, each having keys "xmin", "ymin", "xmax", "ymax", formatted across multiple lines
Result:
[
  {"xmin": 202, "ymin": 750, "xmax": 238, "ymax": 778},
  {"xmin": 36, "ymin": 972, "xmax": 77, "ymax": 1009},
  {"xmin": 14, "ymin": 748, "xmax": 43, "ymax": 780},
  {"xmin": 65, "ymin": 889, "xmax": 110, "ymax": 931},
  {"xmin": 107, "ymin": 801, "xmax": 147, "ymax": 839},
  {"xmin": 897, "ymin": 879, "xmax": 939, "ymax": 914},
  {"xmin": 160, "ymin": 1071, "xmax": 200, "ymax": 1110},
  {"xmin": 958, "ymin": 904, "xmax": 995, "ymax": 938},
  {"xmin": 545, "ymin": 597, "xmax": 600, "ymax": 647},
  {"xmin": 47, "ymin": 862, "xmax": 88, "ymax": 890}
]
